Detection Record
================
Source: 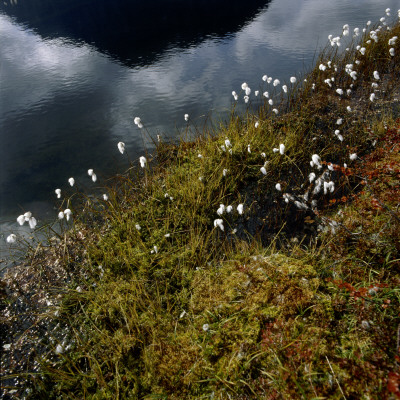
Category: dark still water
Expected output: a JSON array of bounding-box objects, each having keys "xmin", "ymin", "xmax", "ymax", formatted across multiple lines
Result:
[{"xmin": 0, "ymin": 0, "xmax": 399, "ymax": 237}]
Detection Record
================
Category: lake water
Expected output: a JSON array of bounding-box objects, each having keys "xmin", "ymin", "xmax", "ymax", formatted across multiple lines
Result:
[{"xmin": 1, "ymin": 0, "xmax": 399, "ymax": 242}]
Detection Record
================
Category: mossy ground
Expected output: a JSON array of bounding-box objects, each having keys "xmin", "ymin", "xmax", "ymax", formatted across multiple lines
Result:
[{"xmin": 1, "ymin": 19, "xmax": 400, "ymax": 400}]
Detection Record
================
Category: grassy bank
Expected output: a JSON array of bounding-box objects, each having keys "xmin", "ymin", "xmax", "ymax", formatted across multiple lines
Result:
[{"xmin": 1, "ymin": 12, "xmax": 400, "ymax": 399}]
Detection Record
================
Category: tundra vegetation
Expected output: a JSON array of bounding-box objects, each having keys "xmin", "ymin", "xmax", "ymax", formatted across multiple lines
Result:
[{"xmin": 1, "ymin": 9, "xmax": 400, "ymax": 399}]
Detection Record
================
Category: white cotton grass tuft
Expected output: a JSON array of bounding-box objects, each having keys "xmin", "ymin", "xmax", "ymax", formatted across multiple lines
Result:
[
  {"xmin": 294, "ymin": 201, "xmax": 308, "ymax": 210},
  {"xmin": 139, "ymin": 156, "xmax": 147, "ymax": 168},
  {"xmin": 55, "ymin": 344, "xmax": 64, "ymax": 355},
  {"xmin": 213, "ymin": 219, "xmax": 224, "ymax": 231},
  {"xmin": 323, "ymin": 181, "xmax": 335, "ymax": 194},
  {"xmin": 268, "ymin": 99, "xmax": 274, "ymax": 106},
  {"xmin": 273, "ymin": 79, "xmax": 280, "ymax": 87},
  {"xmin": 134, "ymin": 117, "xmax": 143, "ymax": 129},
  {"xmin": 313, "ymin": 181, "xmax": 322, "ymax": 195},
  {"xmin": 232, "ymin": 91, "xmax": 238, "ymax": 101},
  {"xmin": 217, "ymin": 204, "xmax": 225, "ymax": 216},
  {"xmin": 283, "ymin": 193, "xmax": 292, "ymax": 203},
  {"xmin": 255, "ymin": 121, "xmax": 259, "ymax": 128},
  {"xmin": 103, "ymin": 194, "xmax": 109, "ymax": 201},
  {"xmin": 91, "ymin": 173, "xmax": 97, "ymax": 182},
  {"xmin": 311, "ymin": 154, "xmax": 322, "ymax": 169},
  {"xmin": 241, "ymin": 82, "xmax": 248, "ymax": 90},
  {"xmin": 282, "ymin": 85, "xmax": 288, "ymax": 93},
  {"xmin": 260, "ymin": 166, "xmax": 267, "ymax": 175},
  {"xmin": 331, "ymin": 35, "xmax": 341, "ymax": 46},
  {"xmin": 237, "ymin": 203, "xmax": 244, "ymax": 215},
  {"xmin": 272, "ymin": 108, "xmax": 278, "ymax": 115},
  {"xmin": 88, "ymin": 169, "xmax": 93, "ymax": 177},
  {"xmin": 370, "ymin": 93, "xmax": 376, "ymax": 102},
  {"xmin": 17, "ymin": 212, "xmax": 37, "ymax": 229},
  {"xmin": 55, "ymin": 189, "xmax": 61, "ymax": 199},
  {"xmin": 28, "ymin": 217, "xmax": 37, "ymax": 229},
  {"xmin": 347, "ymin": 106, "xmax": 352, "ymax": 112},
  {"xmin": 64, "ymin": 209, "xmax": 72, "ymax": 221},
  {"xmin": 389, "ymin": 48, "xmax": 395, "ymax": 56},
  {"xmin": 247, "ymin": 144, "xmax": 251, "ymax": 153},
  {"xmin": 275, "ymin": 183, "xmax": 282, "ymax": 191},
  {"xmin": 184, "ymin": 114, "xmax": 189, "ymax": 121},
  {"xmin": 290, "ymin": 76, "xmax": 296, "ymax": 84},
  {"xmin": 68, "ymin": 177, "xmax": 75, "ymax": 187},
  {"xmin": 117, "ymin": 142, "xmax": 125, "ymax": 154},
  {"xmin": 6, "ymin": 234, "xmax": 17, "ymax": 244},
  {"xmin": 58, "ymin": 208, "xmax": 72, "ymax": 221},
  {"xmin": 336, "ymin": 88, "xmax": 343, "ymax": 95},
  {"xmin": 334, "ymin": 130, "xmax": 343, "ymax": 141},
  {"xmin": 373, "ymin": 71, "xmax": 380, "ymax": 80},
  {"xmin": 336, "ymin": 118, "xmax": 343, "ymax": 125},
  {"xmin": 279, "ymin": 144, "xmax": 285, "ymax": 155},
  {"xmin": 349, "ymin": 153, "xmax": 358, "ymax": 161}
]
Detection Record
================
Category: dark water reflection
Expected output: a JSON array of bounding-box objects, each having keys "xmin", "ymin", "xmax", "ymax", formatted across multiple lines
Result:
[
  {"xmin": 0, "ymin": 0, "xmax": 399, "ymax": 240},
  {"xmin": 0, "ymin": 0, "xmax": 269, "ymax": 66}
]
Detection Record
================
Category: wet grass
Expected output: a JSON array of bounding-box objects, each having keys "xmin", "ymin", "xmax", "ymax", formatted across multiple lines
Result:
[{"xmin": 1, "ymin": 15, "xmax": 400, "ymax": 399}]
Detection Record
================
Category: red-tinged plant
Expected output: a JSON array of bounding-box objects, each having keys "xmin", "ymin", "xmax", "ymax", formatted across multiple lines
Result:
[{"xmin": 387, "ymin": 371, "xmax": 400, "ymax": 397}]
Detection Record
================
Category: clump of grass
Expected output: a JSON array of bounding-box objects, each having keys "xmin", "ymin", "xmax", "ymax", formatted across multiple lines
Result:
[{"xmin": 1, "ymin": 14, "xmax": 400, "ymax": 399}]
